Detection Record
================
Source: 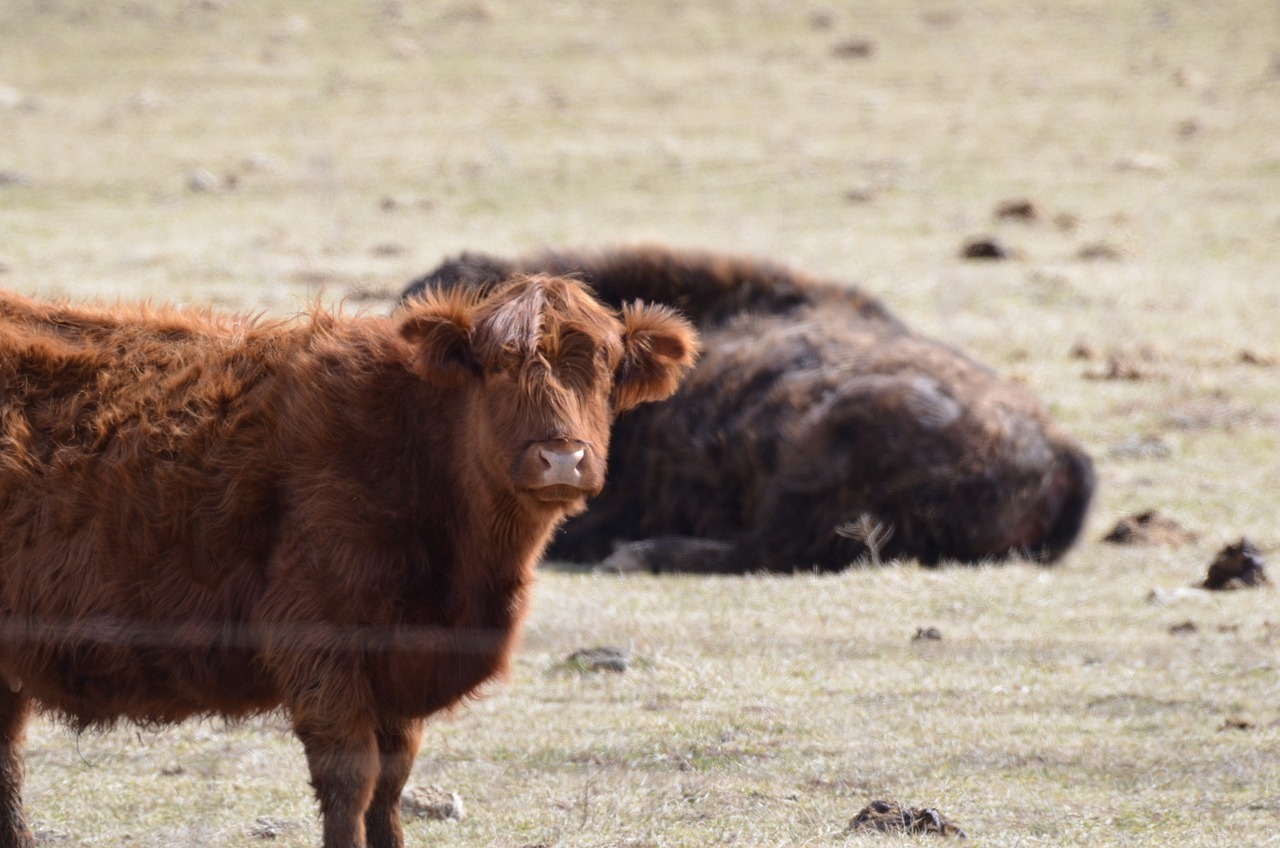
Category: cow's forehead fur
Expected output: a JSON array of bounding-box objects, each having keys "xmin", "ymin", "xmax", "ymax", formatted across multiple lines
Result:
[{"xmin": 470, "ymin": 274, "xmax": 625, "ymax": 366}]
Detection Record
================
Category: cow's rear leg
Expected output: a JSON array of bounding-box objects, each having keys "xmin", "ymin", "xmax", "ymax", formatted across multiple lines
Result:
[
  {"xmin": 295, "ymin": 721, "xmax": 379, "ymax": 848},
  {"xmin": 363, "ymin": 718, "xmax": 425, "ymax": 848},
  {"xmin": 0, "ymin": 687, "xmax": 33, "ymax": 848}
]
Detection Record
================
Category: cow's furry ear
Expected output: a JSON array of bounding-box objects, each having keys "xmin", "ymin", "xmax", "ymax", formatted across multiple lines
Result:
[
  {"xmin": 399, "ymin": 299, "xmax": 478, "ymax": 385},
  {"xmin": 614, "ymin": 302, "xmax": 700, "ymax": 412}
]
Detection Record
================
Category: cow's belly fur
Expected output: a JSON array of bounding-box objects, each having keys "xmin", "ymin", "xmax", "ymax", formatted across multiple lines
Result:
[
  {"xmin": 0, "ymin": 616, "xmax": 525, "ymax": 731},
  {"xmin": 0, "ymin": 559, "xmax": 531, "ymax": 728}
]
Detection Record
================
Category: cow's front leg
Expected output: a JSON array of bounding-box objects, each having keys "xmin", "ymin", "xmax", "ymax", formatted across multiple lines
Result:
[
  {"xmin": 363, "ymin": 718, "xmax": 425, "ymax": 848},
  {"xmin": 295, "ymin": 720, "xmax": 379, "ymax": 848},
  {"xmin": 0, "ymin": 688, "xmax": 33, "ymax": 848}
]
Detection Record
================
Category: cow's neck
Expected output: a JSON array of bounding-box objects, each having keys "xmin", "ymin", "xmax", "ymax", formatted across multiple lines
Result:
[
  {"xmin": 276, "ymin": 343, "xmax": 563, "ymax": 628},
  {"xmin": 451, "ymin": 411, "xmax": 563, "ymax": 555},
  {"xmin": 410, "ymin": 391, "xmax": 565, "ymax": 622}
]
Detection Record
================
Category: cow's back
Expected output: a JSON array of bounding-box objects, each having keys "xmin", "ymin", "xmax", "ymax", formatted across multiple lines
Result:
[{"xmin": 0, "ymin": 293, "xmax": 296, "ymax": 724}]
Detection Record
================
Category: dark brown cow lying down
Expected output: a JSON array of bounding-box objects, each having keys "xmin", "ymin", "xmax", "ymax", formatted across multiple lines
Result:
[
  {"xmin": 402, "ymin": 246, "xmax": 1095, "ymax": 573},
  {"xmin": 0, "ymin": 277, "xmax": 697, "ymax": 848}
]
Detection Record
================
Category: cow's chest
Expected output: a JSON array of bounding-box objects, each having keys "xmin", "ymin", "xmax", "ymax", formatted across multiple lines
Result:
[{"xmin": 367, "ymin": 570, "xmax": 533, "ymax": 718}]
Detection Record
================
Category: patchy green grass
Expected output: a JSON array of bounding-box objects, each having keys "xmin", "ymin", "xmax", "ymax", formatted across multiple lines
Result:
[{"xmin": 2, "ymin": 0, "xmax": 1278, "ymax": 845}]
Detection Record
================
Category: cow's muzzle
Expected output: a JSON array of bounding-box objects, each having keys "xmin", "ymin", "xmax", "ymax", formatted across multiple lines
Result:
[
  {"xmin": 539, "ymin": 444, "xmax": 586, "ymax": 486},
  {"xmin": 518, "ymin": 439, "xmax": 603, "ymax": 501}
]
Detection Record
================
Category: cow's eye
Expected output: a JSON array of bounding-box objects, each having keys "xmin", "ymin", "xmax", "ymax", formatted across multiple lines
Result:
[{"xmin": 547, "ymin": 352, "xmax": 586, "ymax": 388}]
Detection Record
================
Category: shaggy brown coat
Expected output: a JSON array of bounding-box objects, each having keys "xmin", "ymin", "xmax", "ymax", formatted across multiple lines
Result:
[
  {"xmin": 0, "ymin": 276, "xmax": 698, "ymax": 848},
  {"xmin": 403, "ymin": 246, "xmax": 1094, "ymax": 572}
]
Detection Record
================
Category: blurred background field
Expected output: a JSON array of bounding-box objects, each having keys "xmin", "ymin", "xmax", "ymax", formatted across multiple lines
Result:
[{"xmin": 1, "ymin": 1, "xmax": 1278, "ymax": 845}]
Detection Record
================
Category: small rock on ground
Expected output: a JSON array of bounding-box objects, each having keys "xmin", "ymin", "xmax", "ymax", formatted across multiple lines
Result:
[
  {"xmin": 993, "ymin": 198, "xmax": 1039, "ymax": 222},
  {"xmin": 832, "ymin": 38, "xmax": 875, "ymax": 59},
  {"xmin": 959, "ymin": 236, "xmax": 1014, "ymax": 260},
  {"xmin": 1237, "ymin": 348, "xmax": 1278, "ymax": 366},
  {"xmin": 565, "ymin": 646, "xmax": 631, "ymax": 673},
  {"xmin": 401, "ymin": 785, "xmax": 466, "ymax": 821},
  {"xmin": 1086, "ymin": 352, "xmax": 1159, "ymax": 381},
  {"xmin": 250, "ymin": 817, "xmax": 300, "ymax": 839},
  {"xmin": 1076, "ymin": 241, "xmax": 1128, "ymax": 261}
]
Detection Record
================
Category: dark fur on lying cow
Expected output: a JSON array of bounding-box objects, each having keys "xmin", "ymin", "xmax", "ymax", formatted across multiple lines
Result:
[
  {"xmin": 402, "ymin": 246, "xmax": 1095, "ymax": 573},
  {"xmin": 0, "ymin": 277, "xmax": 697, "ymax": 848}
]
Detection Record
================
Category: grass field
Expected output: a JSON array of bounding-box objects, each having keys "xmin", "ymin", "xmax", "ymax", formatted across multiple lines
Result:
[{"xmin": 1, "ymin": 1, "xmax": 1278, "ymax": 845}]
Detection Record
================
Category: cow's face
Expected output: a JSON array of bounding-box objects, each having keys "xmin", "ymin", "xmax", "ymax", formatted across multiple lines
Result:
[{"xmin": 399, "ymin": 274, "xmax": 698, "ymax": 509}]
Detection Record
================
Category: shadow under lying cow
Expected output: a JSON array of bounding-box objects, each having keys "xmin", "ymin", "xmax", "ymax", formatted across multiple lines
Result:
[{"xmin": 402, "ymin": 246, "xmax": 1095, "ymax": 573}]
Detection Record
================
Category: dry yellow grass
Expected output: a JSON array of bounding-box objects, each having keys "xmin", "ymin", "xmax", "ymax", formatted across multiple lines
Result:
[{"xmin": 1, "ymin": 1, "xmax": 1278, "ymax": 845}]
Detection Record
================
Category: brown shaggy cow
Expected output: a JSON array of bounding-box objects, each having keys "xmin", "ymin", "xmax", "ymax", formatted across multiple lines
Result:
[
  {"xmin": 402, "ymin": 245, "xmax": 1095, "ymax": 572},
  {"xmin": 0, "ymin": 276, "xmax": 697, "ymax": 848}
]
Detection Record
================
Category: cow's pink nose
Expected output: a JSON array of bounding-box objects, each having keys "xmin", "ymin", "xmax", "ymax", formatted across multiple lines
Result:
[{"xmin": 538, "ymin": 446, "xmax": 585, "ymax": 486}]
